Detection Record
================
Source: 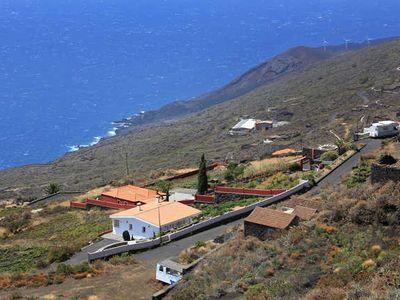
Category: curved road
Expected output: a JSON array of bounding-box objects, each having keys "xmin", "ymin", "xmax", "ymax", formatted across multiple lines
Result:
[{"xmin": 317, "ymin": 139, "xmax": 381, "ymax": 188}]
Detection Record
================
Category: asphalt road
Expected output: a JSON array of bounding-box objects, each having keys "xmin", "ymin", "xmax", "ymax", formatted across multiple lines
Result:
[
  {"xmin": 134, "ymin": 219, "xmax": 243, "ymax": 262},
  {"xmin": 317, "ymin": 138, "xmax": 381, "ymax": 188}
]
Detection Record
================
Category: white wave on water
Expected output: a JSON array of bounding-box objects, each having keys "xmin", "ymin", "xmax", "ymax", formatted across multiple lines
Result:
[
  {"xmin": 68, "ymin": 145, "xmax": 80, "ymax": 152},
  {"xmin": 107, "ymin": 127, "xmax": 118, "ymax": 137},
  {"xmin": 90, "ymin": 136, "xmax": 101, "ymax": 145},
  {"xmin": 67, "ymin": 125, "xmax": 118, "ymax": 152}
]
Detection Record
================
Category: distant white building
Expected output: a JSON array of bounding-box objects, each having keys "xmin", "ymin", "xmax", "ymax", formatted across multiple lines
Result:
[
  {"xmin": 363, "ymin": 120, "xmax": 399, "ymax": 138},
  {"xmin": 229, "ymin": 118, "xmax": 257, "ymax": 135},
  {"xmin": 110, "ymin": 201, "xmax": 201, "ymax": 240}
]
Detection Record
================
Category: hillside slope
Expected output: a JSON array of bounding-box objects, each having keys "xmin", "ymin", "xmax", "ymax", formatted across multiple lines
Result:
[
  {"xmin": 1, "ymin": 39, "xmax": 400, "ymax": 201},
  {"xmin": 169, "ymin": 180, "xmax": 400, "ymax": 300},
  {"xmin": 118, "ymin": 46, "xmax": 332, "ymax": 128}
]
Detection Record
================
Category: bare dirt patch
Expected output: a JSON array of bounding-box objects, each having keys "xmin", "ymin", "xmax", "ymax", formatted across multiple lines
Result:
[{"xmin": 1, "ymin": 262, "xmax": 161, "ymax": 300}]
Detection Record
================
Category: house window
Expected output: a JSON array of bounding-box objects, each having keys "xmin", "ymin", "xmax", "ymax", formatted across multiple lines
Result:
[
  {"xmin": 114, "ymin": 220, "xmax": 120, "ymax": 228},
  {"xmin": 129, "ymin": 224, "xmax": 132, "ymax": 230},
  {"xmin": 159, "ymin": 265, "xmax": 164, "ymax": 272},
  {"xmin": 142, "ymin": 226, "xmax": 146, "ymax": 233}
]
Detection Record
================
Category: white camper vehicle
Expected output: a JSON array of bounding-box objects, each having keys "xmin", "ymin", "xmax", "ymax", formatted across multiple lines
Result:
[{"xmin": 364, "ymin": 121, "xmax": 399, "ymax": 138}]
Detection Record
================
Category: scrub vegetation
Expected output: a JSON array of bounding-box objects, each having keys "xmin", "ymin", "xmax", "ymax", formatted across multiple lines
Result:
[
  {"xmin": 170, "ymin": 181, "xmax": 400, "ymax": 300},
  {"xmin": 0, "ymin": 205, "xmax": 111, "ymax": 274}
]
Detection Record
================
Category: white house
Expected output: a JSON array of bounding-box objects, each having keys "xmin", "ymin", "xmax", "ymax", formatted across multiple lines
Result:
[
  {"xmin": 363, "ymin": 120, "xmax": 399, "ymax": 138},
  {"xmin": 110, "ymin": 201, "xmax": 201, "ymax": 240}
]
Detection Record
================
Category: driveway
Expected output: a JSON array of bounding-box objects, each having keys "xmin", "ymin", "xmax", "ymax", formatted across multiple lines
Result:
[
  {"xmin": 66, "ymin": 238, "xmax": 117, "ymax": 265},
  {"xmin": 317, "ymin": 138, "xmax": 381, "ymax": 188}
]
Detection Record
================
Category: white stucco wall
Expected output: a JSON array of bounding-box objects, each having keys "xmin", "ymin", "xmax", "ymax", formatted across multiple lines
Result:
[
  {"xmin": 112, "ymin": 217, "xmax": 160, "ymax": 240},
  {"xmin": 111, "ymin": 216, "xmax": 196, "ymax": 240}
]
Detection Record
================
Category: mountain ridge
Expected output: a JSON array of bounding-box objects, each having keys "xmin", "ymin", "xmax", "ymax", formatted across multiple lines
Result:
[
  {"xmin": 117, "ymin": 37, "xmax": 396, "ymax": 132},
  {"xmin": 117, "ymin": 46, "xmax": 333, "ymax": 130}
]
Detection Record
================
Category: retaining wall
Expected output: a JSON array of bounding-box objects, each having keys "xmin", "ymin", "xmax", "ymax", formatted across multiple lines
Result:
[{"xmin": 88, "ymin": 180, "xmax": 309, "ymax": 261}]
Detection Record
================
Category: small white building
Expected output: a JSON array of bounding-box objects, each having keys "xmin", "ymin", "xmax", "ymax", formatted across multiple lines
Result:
[
  {"xmin": 229, "ymin": 118, "xmax": 257, "ymax": 135},
  {"xmin": 168, "ymin": 188, "xmax": 196, "ymax": 202},
  {"xmin": 156, "ymin": 258, "xmax": 185, "ymax": 285},
  {"xmin": 363, "ymin": 120, "xmax": 399, "ymax": 138},
  {"xmin": 110, "ymin": 201, "xmax": 201, "ymax": 240}
]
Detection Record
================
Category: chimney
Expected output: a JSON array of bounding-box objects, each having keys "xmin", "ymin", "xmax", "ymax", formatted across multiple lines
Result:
[{"xmin": 138, "ymin": 203, "xmax": 142, "ymax": 211}]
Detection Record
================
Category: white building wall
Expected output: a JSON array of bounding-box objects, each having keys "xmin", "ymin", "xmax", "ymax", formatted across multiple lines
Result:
[
  {"xmin": 111, "ymin": 216, "xmax": 196, "ymax": 240},
  {"xmin": 112, "ymin": 217, "xmax": 160, "ymax": 239}
]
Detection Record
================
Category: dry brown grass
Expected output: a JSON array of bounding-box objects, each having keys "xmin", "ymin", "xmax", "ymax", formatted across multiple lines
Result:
[
  {"xmin": 0, "ymin": 227, "xmax": 9, "ymax": 239},
  {"xmin": 71, "ymin": 185, "xmax": 112, "ymax": 202},
  {"xmin": 245, "ymin": 156, "xmax": 302, "ymax": 177}
]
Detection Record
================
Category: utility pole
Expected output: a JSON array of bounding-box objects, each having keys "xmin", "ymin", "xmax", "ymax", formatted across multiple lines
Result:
[
  {"xmin": 156, "ymin": 194, "xmax": 162, "ymax": 245},
  {"xmin": 355, "ymin": 118, "xmax": 359, "ymax": 142},
  {"xmin": 125, "ymin": 152, "xmax": 130, "ymax": 176}
]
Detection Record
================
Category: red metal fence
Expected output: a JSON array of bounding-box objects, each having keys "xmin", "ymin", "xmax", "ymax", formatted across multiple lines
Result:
[
  {"xmin": 86, "ymin": 198, "xmax": 136, "ymax": 209},
  {"xmin": 70, "ymin": 201, "xmax": 87, "ymax": 209},
  {"xmin": 195, "ymin": 194, "xmax": 215, "ymax": 203},
  {"xmin": 214, "ymin": 186, "xmax": 287, "ymax": 196}
]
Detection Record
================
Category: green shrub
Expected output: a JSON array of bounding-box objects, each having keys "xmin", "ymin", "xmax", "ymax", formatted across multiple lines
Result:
[
  {"xmin": 56, "ymin": 263, "xmax": 73, "ymax": 276},
  {"xmin": 109, "ymin": 252, "xmax": 136, "ymax": 265},
  {"xmin": 301, "ymin": 171, "xmax": 316, "ymax": 186},
  {"xmin": 72, "ymin": 261, "xmax": 91, "ymax": 273},
  {"xmin": 224, "ymin": 162, "xmax": 245, "ymax": 182},
  {"xmin": 244, "ymin": 283, "xmax": 270, "ymax": 299},
  {"xmin": 48, "ymin": 245, "xmax": 75, "ymax": 263},
  {"xmin": 154, "ymin": 180, "xmax": 172, "ymax": 194},
  {"xmin": 320, "ymin": 150, "xmax": 339, "ymax": 162},
  {"xmin": 122, "ymin": 230, "xmax": 131, "ymax": 241},
  {"xmin": 266, "ymin": 174, "xmax": 299, "ymax": 189},
  {"xmin": 288, "ymin": 163, "xmax": 302, "ymax": 172},
  {"xmin": 346, "ymin": 159, "xmax": 371, "ymax": 188},
  {"xmin": 45, "ymin": 183, "xmax": 61, "ymax": 195},
  {"xmin": 194, "ymin": 241, "xmax": 206, "ymax": 248}
]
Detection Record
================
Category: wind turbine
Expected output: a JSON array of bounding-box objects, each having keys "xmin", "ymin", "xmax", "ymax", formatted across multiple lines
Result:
[
  {"xmin": 323, "ymin": 38, "xmax": 328, "ymax": 52},
  {"xmin": 344, "ymin": 38, "xmax": 351, "ymax": 50}
]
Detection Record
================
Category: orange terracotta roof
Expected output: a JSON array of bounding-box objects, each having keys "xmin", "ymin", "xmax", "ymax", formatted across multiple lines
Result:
[
  {"xmin": 293, "ymin": 206, "xmax": 317, "ymax": 220},
  {"xmin": 101, "ymin": 185, "xmax": 165, "ymax": 204},
  {"xmin": 110, "ymin": 201, "xmax": 201, "ymax": 227},
  {"xmin": 272, "ymin": 148, "xmax": 297, "ymax": 156},
  {"xmin": 245, "ymin": 207, "xmax": 297, "ymax": 229}
]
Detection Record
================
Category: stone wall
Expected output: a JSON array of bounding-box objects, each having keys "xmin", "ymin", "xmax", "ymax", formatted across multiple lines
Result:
[
  {"xmin": 244, "ymin": 221, "xmax": 274, "ymax": 240},
  {"xmin": 371, "ymin": 163, "xmax": 400, "ymax": 184}
]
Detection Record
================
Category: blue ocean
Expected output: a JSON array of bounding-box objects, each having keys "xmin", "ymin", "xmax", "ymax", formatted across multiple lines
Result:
[{"xmin": 0, "ymin": 0, "xmax": 399, "ymax": 170}]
